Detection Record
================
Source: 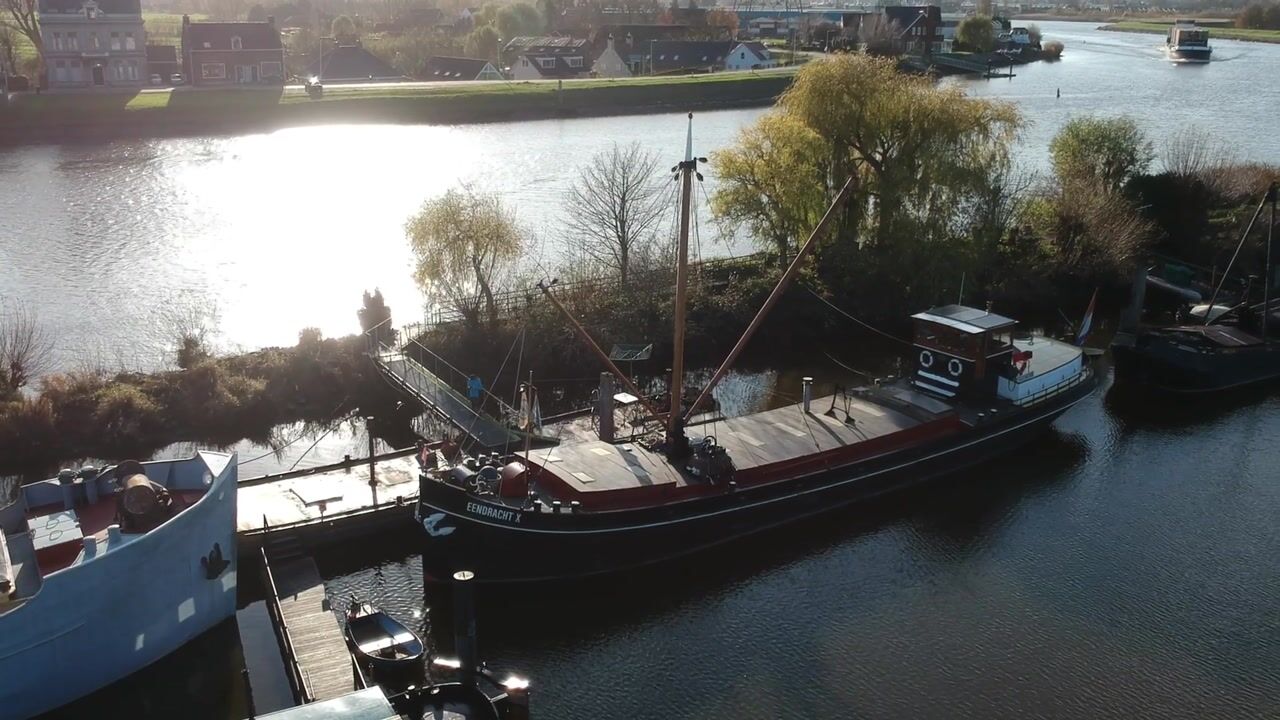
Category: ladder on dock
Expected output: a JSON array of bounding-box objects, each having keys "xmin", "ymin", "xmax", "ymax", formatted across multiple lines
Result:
[
  {"xmin": 372, "ymin": 345, "xmax": 524, "ymax": 450},
  {"xmin": 261, "ymin": 549, "xmax": 356, "ymax": 704}
]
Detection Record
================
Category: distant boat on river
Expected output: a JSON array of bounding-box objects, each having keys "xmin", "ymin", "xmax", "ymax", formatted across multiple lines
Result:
[
  {"xmin": 0, "ymin": 453, "xmax": 238, "ymax": 719},
  {"xmin": 1166, "ymin": 20, "xmax": 1213, "ymax": 63}
]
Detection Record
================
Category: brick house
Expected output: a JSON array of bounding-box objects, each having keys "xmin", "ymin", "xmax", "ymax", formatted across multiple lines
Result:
[
  {"xmin": 181, "ymin": 15, "xmax": 285, "ymax": 86},
  {"xmin": 39, "ymin": 0, "xmax": 146, "ymax": 89}
]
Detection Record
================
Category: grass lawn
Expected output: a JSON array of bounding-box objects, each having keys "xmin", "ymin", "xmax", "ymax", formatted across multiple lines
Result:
[{"xmin": 1102, "ymin": 21, "xmax": 1280, "ymax": 43}]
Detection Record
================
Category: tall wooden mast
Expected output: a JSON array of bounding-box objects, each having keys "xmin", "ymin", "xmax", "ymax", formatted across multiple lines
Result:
[{"xmin": 667, "ymin": 113, "xmax": 697, "ymax": 451}]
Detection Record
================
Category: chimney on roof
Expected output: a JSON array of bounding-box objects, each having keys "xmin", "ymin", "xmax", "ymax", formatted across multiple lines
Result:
[
  {"xmin": 267, "ymin": 15, "xmax": 275, "ymax": 26},
  {"xmin": 182, "ymin": 13, "xmax": 190, "ymax": 26}
]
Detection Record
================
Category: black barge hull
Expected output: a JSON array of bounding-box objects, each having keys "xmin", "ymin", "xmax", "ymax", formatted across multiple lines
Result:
[
  {"xmin": 416, "ymin": 377, "xmax": 1097, "ymax": 583},
  {"xmin": 1112, "ymin": 333, "xmax": 1280, "ymax": 393}
]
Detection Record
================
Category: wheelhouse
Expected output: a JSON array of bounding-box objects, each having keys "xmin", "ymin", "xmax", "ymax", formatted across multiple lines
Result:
[{"xmin": 910, "ymin": 304, "xmax": 1017, "ymax": 400}]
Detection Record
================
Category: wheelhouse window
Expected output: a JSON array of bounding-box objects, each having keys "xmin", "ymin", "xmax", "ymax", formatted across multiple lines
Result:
[{"xmin": 915, "ymin": 322, "xmax": 980, "ymax": 359}]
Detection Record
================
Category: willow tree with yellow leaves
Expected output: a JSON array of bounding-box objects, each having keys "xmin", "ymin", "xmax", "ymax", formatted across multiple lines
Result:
[
  {"xmin": 712, "ymin": 54, "xmax": 1025, "ymax": 311},
  {"xmin": 406, "ymin": 186, "xmax": 524, "ymax": 329}
]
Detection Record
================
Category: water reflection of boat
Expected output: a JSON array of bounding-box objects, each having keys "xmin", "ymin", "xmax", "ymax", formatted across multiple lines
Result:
[
  {"xmin": 1165, "ymin": 20, "xmax": 1212, "ymax": 63},
  {"xmin": 0, "ymin": 454, "xmax": 238, "ymax": 719},
  {"xmin": 413, "ymin": 117, "xmax": 1100, "ymax": 583}
]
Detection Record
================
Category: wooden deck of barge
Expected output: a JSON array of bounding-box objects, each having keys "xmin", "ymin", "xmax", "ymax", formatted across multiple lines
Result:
[{"xmin": 518, "ymin": 391, "xmax": 953, "ymax": 498}]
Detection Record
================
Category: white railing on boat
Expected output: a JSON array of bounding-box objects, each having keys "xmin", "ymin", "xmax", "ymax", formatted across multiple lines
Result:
[{"xmin": 1014, "ymin": 367, "xmax": 1092, "ymax": 407}]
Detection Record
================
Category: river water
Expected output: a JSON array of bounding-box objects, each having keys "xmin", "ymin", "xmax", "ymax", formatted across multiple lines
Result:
[
  {"xmin": 4, "ymin": 22, "xmax": 1280, "ymax": 373},
  {"xmin": 11, "ymin": 20, "xmax": 1280, "ymax": 720}
]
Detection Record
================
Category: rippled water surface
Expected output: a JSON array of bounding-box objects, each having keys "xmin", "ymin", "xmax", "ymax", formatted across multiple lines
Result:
[{"xmin": 13, "ymin": 21, "xmax": 1280, "ymax": 720}]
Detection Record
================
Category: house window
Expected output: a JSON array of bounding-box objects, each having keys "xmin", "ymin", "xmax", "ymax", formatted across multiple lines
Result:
[
  {"xmin": 537, "ymin": 57, "xmax": 555, "ymax": 69},
  {"xmin": 740, "ymin": 51, "xmax": 745, "ymax": 59},
  {"xmin": 673, "ymin": 54, "xmax": 679, "ymax": 60},
  {"xmin": 201, "ymin": 62, "xmax": 226, "ymax": 79},
  {"xmin": 566, "ymin": 56, "xmax": 582, "ymax": 68},
  {"xmin": 520, "ymin": 58, "xmax": 528, "ymax": 67},
  {"xmin": 52, "ymin": 32, "xmax": 62, "ymax": 51},
  {"xmin": 125, "ymin": 32, "xmax": 135, "ymax": 50},
  {"xmin": 90, "ymin": 33, "xmax": 100, "ymax": 49},
  {"xmin": 260, "ymin": 61, "xmax": 282, "ymax": 79},
  {"xmin": 202, "ymin": 41, "xmax": 211, "ymax": 48},
  {"xmin": 67, "ymin": 33, "xmax": 79, "ymax": 50},
  {"xmin": 231, "ymin": 36, "xmax": 242, "ymax": 50},
  {"xmin": 110, "ymin": 32, "xmax": 120, "ymax": 50}
]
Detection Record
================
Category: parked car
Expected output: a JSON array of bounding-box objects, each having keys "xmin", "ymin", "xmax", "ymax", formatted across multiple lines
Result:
[
  {"xmin": 150, "ymin": 73, "xmax": 163, "ymax": 85},
  {"xmin": 171, "ymin": 73, "xmax": 185, "ymax": 85}
]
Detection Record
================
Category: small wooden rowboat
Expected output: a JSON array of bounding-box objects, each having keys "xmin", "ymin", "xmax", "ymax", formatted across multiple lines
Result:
[{"xmin": 344, "ymin": 598, "xmax": 425, "ymax": 678}]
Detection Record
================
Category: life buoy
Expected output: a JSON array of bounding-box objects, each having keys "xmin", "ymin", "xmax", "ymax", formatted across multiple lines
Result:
[
  {"xmin": 919, "ymin": 350, "xmax": 934, "ymax": 368},
  {"xmin": 948, "ymin": 358, "xmax": 963, "ymax": 377}
]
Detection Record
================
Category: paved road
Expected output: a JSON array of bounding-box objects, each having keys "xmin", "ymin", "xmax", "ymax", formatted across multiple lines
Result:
[{"xmin": 126, "ymin": 66, "xmax": 800, "ymax": 96}]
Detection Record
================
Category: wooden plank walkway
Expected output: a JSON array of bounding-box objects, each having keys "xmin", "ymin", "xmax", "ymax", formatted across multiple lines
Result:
[{"xmin": 272, "ymin": 556, "xmax": 353, "ymax": 703}]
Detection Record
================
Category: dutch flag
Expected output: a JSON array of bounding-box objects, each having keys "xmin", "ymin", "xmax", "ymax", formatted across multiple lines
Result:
[{"xmin": 1076, "ymin": 288, "xmax": 1099, "ymax": 346}]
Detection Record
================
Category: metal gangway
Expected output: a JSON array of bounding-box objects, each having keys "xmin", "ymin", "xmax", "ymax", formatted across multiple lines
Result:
[{"xmin": 366, "ymin": 324, "xmax": 525, "ymax": 450}]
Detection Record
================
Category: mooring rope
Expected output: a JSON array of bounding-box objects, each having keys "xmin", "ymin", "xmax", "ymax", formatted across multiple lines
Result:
[{"xmin": 804, "ymin": 286, "xmax": 913, "ymax": 347}]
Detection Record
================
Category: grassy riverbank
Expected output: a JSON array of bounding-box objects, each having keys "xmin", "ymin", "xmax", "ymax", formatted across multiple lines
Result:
[
  {"xmin": 0, "ymin": 71, "xmax": 794, "ymax": 144},
  {"xmin": 1101, "ymin": 21, "xmax": 1280, "ymax": 43}
]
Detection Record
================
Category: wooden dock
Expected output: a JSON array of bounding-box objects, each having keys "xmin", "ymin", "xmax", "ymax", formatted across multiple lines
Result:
[
  {"xmin": 268, "ymin": 555, "xmax": 353, "ymax": 704},
  {"xmin": 238, "ymin": 451, "xmax": 422, "ymax": 554}
]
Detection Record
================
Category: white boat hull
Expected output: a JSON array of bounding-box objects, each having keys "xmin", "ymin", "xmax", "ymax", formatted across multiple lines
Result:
[{"xmin": 0, "ymin": 453, "xmax": 238, "ymax": 719}]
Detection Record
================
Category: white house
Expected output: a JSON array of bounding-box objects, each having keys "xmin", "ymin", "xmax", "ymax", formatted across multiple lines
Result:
[
  {"xmin": 725, "ymin": 41, "xmax": 776, "ymax": 70},
  {"xmin": 592, "ymin": 36, "xmax": 631, "ymax": 78}
]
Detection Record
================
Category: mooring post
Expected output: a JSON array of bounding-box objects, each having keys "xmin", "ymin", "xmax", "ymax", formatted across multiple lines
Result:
[
  {"xmin": 453, "ymin": 570, "xmax": 478, "ymax": 688},
  {"xmin": 597, "ymin": 372, "xmax": 615, "ymax": 443},
  {"xmin": 802, "ymin": 377, "xmax": 814, "ymax": 413},
  {"xmin": 366, "ymin": 416, "xmax": 376, "ymax": 487}
]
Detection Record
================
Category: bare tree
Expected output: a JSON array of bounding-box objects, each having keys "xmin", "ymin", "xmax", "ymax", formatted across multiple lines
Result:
[
  {"xmin": 564, "ymin": 142, "xmax": 669, "ymax": 288},
  {"xmin": 858, "ymin": 15, "xmax": 902, "ymax": 56},
  {"xmin": 0, "ymin": 23, "xmax": 19, "ymax": 76},
  {"xmin": 0, "ymin": 0, "xmax": 40, "ymax": 73},
  {"xmin": 156, "ymin": 299, "xmax": 221, "ymax": 369},
  {"xmin": 1043, "ymin": 178, "xmax": 1154, "ymax": 282},
  {"xmin": 0, "ymin": 302, "xmax": 53, "ymax": 399},
  {"xmin": 1162, "ymin": 126, "xmax": 1233, "ymax": 180}
]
